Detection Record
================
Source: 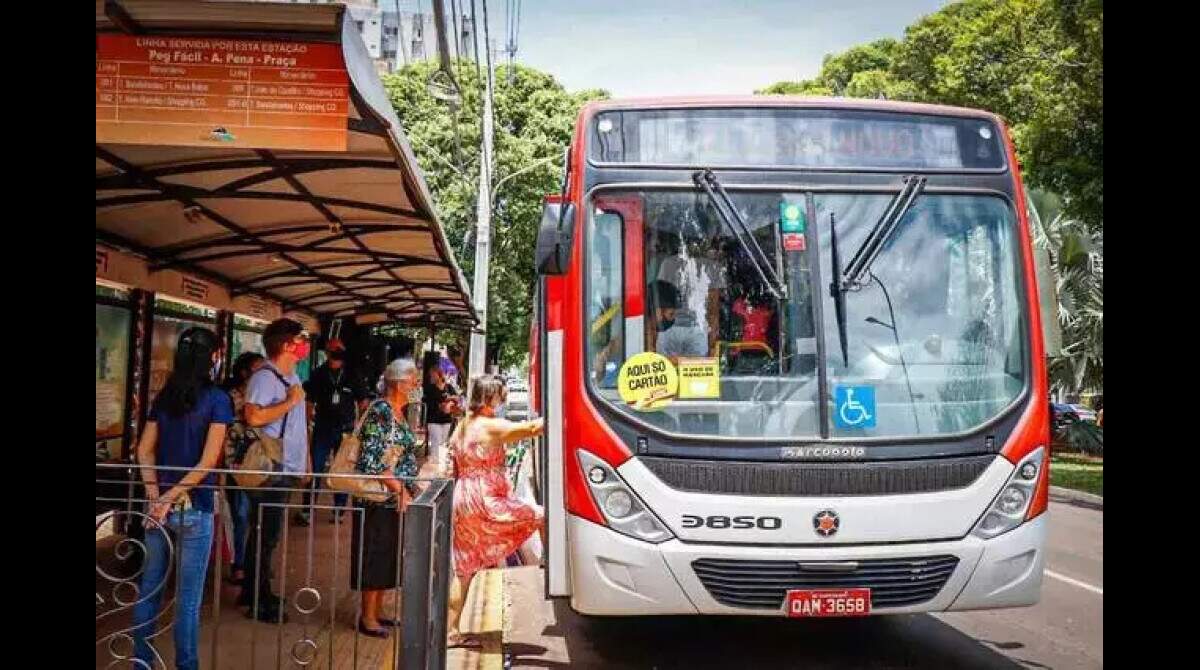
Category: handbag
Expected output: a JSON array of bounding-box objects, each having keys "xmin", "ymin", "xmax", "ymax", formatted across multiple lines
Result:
[
  {"xmin": 227, "ymin": 368, "xmax": 292, "ymax": 488},
  {"xmin": 328, "ymin": 401, "xmax": 402, "ymax": 503}
]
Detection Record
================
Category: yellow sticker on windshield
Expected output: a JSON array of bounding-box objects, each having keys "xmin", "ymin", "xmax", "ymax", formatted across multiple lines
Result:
[
  {"xmin": 617, "ymin": 352, "xmax": 678, "ymax": 411},
  {"xmin": 677, "ymin": 357, "xmax": 720, "ymax": 399}
]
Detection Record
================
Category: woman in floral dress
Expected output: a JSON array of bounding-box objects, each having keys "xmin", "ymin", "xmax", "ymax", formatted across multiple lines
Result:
[
  {"xmin": 350, "ymin": 358, "xmax": 424, "ymax": 638},
  {"xmin": 445, "ymin": 374, "xmax": 544, "ymax": 647}
]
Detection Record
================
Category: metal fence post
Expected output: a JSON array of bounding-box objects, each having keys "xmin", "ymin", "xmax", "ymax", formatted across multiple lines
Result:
[{"xmin": 401, "ymin": 480, "xmax": 454, "ymax": 670}]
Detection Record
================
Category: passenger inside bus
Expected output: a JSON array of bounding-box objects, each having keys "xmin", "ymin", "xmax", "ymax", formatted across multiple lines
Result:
[
  {"xmin": 726, "ymin": 286, "xmax": 779, "ymax": 375},
  {"xmin": 653, "ymin": 279, "xmax": 709, "ymax": 361},
  {"xmin": 731, "ymin": 292, "xmax": 774, "ymax": 346}
]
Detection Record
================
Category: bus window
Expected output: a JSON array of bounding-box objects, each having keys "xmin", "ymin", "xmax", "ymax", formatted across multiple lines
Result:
[
  {"xmin": 587, "ymin": 211, "xmax": 624, "ymax": 389},
  {"xmin": 589, "ymin": 190, "xmax": 822, "ymax": 440},
  {"xmin": 815, "ymin": 194, "xmax": 1025, "ymax": 438}
]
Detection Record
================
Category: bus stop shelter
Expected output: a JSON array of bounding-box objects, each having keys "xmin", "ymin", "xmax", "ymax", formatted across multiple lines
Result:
[
  {"xmin": 96, "ymin": 3, "xmax": 470, "ymax": 669},
  {"xmin": 96, "ymin": 0, "xmax": 476, "ymax": 330}
]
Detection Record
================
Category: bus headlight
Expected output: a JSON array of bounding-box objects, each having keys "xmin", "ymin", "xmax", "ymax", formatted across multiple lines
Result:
[
  {"xmin": 997, "ymin": 486, "xmax": 1027, "ymax": 514},
  {"xmin": 972, "ymin": 447, "xmax": 1045, "ymax": 540},
  {"xmin": 604, "ymin": 490, "xmax": 634, "ymax": 518},
  {"xmin": 578, "ymin": 450, "xmax": 674, "ymax": 544}
]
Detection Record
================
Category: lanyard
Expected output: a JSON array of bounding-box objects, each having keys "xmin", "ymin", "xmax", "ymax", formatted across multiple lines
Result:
[{"xmin": 330, "ymin": 367, "xmax": 344, "ymax": 405}]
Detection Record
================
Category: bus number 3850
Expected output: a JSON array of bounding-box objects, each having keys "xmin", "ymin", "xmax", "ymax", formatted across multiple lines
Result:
[{"xmin": 681, "ymin": 515, "xmax": 783, "ymax": 530}]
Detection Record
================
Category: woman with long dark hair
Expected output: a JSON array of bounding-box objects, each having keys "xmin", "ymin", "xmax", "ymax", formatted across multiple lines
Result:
[
  {"xmin": 221, "ymin": 351, "xmax": 265, "ymax": 585},
  {"xmin": 132, "ymin": 327, "xmax": 234, "ymax": 670}
]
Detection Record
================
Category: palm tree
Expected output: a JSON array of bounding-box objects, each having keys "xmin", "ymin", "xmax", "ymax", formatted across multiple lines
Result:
[{"xmin": 1027, "ymin": 190, "xmax": 1103, "ymax": 396}]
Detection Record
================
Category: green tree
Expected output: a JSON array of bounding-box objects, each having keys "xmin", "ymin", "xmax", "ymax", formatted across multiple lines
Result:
[
  {"xmin": 843, "ymin": 69, "xmax": 919, "ymax": 100},
  {"xmin": 818, "ymin": 38, "xmax": 900, "ymax": 93},
  {"xmin": 754, "ymin": 79, "xmax": 833, "ymax": 96},
  {"xmin": 1029, "ymin": 190, "xmax": 1103, "ymax": 393},
  {"xmin": 384, "ymin": 62, "xmax": 607, "ymax": 368}
]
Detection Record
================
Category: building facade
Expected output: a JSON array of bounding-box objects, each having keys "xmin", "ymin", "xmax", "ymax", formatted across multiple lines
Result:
[{"xmin": 257, "ymin": 1, "xmax": 476, "ymax": 75}]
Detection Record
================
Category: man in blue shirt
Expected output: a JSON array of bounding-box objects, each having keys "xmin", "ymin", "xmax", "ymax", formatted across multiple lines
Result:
[{"xmin": 239, "ymin": 318, "xmax": 311, "ymax": 621}]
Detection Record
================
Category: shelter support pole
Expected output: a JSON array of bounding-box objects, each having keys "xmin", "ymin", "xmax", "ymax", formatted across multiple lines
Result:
[
  {"xmin": 119, "ymin": 288, "xmax": 154, "ymax": 536},
  {"xmin": 467, "ymin": 40, "xmax": 495, "ymax": 380}
]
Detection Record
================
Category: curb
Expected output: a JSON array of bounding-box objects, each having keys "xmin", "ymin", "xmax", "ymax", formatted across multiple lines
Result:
[{"xmin": 1049, "ymin": 485, "xmax": 1103, "ymax": 509}]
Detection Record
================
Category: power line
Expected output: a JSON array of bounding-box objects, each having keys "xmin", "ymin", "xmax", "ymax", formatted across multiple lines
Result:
[
  {"xmin": 503, "ymin": 0, "xmax": 520, "ymax": 82},
  {"xmin": 481, "ymin": 0, "xmax": 496, "ymax": 137},
  {"xmin": 505, "ymin": 0, "xmax": 521, "ymax": 62},
  {"xmin": 470, "ymin": 0, "xmax": 482, "ymax": 81},
  {"xmin": 450, "ymin": 0, "xmax": 462, "ymax": 62}
]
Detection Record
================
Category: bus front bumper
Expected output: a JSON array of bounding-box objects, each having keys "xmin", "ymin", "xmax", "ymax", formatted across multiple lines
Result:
[{"xmin": 567, "ymin": 513, "xmax": 1047, "ymax": 616}]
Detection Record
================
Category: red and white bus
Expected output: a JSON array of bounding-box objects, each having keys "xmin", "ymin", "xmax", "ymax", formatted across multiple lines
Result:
[{"xmin": 529, "ymin": 97, "xmax": 1051, "ymax": 618}]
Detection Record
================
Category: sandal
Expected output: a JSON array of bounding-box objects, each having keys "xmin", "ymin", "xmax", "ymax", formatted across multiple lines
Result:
[
  {"xmin": 446, "ymin": 632, "xmax": 483, "ymax": 649},
  {"xmin": 357, "ymin": 621, "xmax": 390, "ymax": 638},
  {"xmin": 377, "ymin": 616, "xmax": 401, "ymax": 627}
]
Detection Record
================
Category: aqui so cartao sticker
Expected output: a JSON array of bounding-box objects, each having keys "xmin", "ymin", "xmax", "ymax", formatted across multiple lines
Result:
[
  {"xmin": 833, "ymin": 385, "xmax": 876, "ymax": 429},
  {"xmin": 617, "ymin": 351, "xmax": 679, "ymax": 411}
]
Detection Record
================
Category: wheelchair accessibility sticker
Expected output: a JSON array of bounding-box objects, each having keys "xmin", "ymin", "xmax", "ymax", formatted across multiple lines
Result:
[{"xmin": 834, "ymin": 385, "xmax": 876, "ymax": 429}]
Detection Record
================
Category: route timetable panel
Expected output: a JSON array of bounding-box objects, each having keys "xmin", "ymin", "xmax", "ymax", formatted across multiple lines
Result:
[{"xmin": 97, "ymin": 34, "xmax": 349, "ymax": 152}]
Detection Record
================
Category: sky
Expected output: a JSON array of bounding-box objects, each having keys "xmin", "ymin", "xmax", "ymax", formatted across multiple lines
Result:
[{"xmin": 474, "ymin": 0, "xmax": 952, "ymax": 97}]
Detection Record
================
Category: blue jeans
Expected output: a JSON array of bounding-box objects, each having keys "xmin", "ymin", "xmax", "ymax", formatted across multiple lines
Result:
[
  {"xmin": 132, "ymin": 508, "xmax": 215, "ymax": 670},
  {"xmin": 229, "ymin": 489, "xmax": 250, "ymax": 569},
  {"xmin": 302, "ymin": 424, "xmax": 348, "ymax": 510}
]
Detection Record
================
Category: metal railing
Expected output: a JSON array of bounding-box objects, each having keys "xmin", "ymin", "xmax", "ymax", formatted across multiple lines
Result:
[{"xmin": 96, "ymin": 464, "xmax": 454, "ymax": 670}]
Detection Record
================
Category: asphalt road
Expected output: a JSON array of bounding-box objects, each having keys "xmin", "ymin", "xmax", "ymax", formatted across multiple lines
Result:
[{"xmin": 505, "ymin": 500, "xmax": 1103, "ymax": 669}]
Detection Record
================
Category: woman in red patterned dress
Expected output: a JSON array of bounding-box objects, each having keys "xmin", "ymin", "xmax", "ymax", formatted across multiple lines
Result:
[{"xmin": 444, "ymin": 374, "xmax": 544, "ymax": 647}]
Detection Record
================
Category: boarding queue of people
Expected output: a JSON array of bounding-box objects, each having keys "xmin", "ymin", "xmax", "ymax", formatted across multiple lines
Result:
[{"xmin": 132, "ymin": 318, "xmax": 535, "ymax": 666}]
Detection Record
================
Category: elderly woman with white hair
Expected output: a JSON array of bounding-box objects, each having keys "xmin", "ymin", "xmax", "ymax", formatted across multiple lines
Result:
[{"xmin": 350, "ymin": 357, "xmax": 424, "ymax": 638}]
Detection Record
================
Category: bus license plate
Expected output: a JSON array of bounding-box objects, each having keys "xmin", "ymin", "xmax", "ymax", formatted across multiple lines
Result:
[{"xmin": 785, "ymin": 588, "xmax": 871, "ymax": 617}]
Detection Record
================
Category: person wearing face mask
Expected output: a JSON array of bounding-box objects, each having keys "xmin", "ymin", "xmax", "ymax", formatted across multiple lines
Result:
[
  {"xmin": 349, "ymin": 358, "xmax": 424, "ymax": 637},
  {"xmin": 443, "ymin": 374, "xmax": 544, "ymax": 648},
  {"xmin": 132, "ymin": 327, "xmax": 233, "ymax": 670},
  {"xmin": 295, "ymin": 339, "xmax": 362, "ymax": 526},
  {"xmin": 239, "ymin": 318, "xmax": 311, "ymax": 622},
  {"xmin": 652, "ymin": 279, "xmax": 709, "ymax": 362}
]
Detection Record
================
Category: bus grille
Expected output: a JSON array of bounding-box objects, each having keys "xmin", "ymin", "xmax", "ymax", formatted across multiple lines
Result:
[
  {"xmin": 692, "ymin": 555, "xmax": 960, "ymax": 610},
  {"xmin": 640, "ymin": 455, "xmax": 995, "ymax": 496}
]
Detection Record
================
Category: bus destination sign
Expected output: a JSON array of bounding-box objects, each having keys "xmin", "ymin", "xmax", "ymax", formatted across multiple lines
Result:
[{"xmin": 593, "ymin": 108, "xmax": 1005, "ymax": 170}]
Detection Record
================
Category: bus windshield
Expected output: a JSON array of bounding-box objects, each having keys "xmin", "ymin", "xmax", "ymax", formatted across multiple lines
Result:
[{"xmin": 586, "ymin": 189, "xmax": 1027, "ymax": 440}]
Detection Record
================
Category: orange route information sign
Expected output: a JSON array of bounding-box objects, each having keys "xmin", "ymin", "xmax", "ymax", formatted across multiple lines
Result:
[{"xmin": 97, "ymin": 35, "xmax": 349, "ymax": 152}]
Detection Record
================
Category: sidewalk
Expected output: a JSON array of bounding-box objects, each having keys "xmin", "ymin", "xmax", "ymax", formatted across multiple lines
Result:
[{"xmin": 1049, "ymin": 485, "xmax": 1103, "ymax": 509}]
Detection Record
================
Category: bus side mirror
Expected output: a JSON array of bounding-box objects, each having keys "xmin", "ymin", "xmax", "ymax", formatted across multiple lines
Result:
[{"xmin": 536, "ymin": 200, "xmax": 575, "ymax": 275}]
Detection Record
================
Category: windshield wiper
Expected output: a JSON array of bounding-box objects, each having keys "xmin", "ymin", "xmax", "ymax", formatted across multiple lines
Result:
[
  {"xmin": 829, "ymin": 175, "xmax": 926, "ymax": 366},
  {"xmin": 839, "ymin": 175, "xmax": 926, "ymax": 291},
  {"xmin": 692, "ymin": 169, "xmax": 786, "ymax": 300},
  {"xmin": 829, "ymin": 211, "xmax": 849, "ymax": 366}
]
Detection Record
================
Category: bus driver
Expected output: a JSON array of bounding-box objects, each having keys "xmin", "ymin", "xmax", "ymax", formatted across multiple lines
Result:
[{"xmin": 653, "ymin": 280, "xmax": 709, "ymax": 361}]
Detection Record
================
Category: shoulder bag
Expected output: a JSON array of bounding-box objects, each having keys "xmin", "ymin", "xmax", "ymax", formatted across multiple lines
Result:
[
  {"xmin": 328, "ymin": 401, "xmax": 402, "ymax": 503},
  {"xmin": 227, "ymin": 368, "xmax": 292, "ymax": 488}
]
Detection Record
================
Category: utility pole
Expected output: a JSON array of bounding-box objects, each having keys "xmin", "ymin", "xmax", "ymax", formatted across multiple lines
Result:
[{"xmin": 468, "ymin": 40, "xmax": 495, "ymax": 379}]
